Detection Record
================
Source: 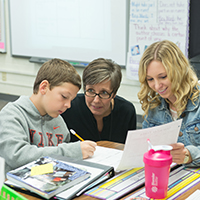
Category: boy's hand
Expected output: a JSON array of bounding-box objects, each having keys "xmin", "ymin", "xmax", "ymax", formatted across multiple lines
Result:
[
  {"xmin": 80, "ymin": 140, "xmax": 97, "ymax": 159},
  {"xmin": 170, "ymin": 143, "xmax": 188, "ymax": 164}
]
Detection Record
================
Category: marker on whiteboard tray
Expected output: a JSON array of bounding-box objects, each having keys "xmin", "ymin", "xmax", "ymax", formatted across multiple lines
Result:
[
  {"xmin": 80, "ymin": 62, "xmax": 88, "ymax": 66},
  {"xmin": 70, "ymin": 129, "xmax": 84, "ymax": 141}
]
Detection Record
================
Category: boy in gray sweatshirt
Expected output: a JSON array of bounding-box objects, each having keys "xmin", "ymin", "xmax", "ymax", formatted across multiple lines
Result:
[{"xmin": 0, "ymin": 58, "xmax": 96, "ymax": 174}]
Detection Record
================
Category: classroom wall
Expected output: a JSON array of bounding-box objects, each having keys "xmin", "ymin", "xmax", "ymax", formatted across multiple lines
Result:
[
  {"xmin": 189, "ymin": 0, "xmax": 200, "ymax": 59},
  {"xmin": 0, "ymin": 1, "xmax": 143, "ymax": 115}
]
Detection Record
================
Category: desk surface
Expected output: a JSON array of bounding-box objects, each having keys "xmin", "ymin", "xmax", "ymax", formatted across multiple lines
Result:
[{"xmin": 12, "ymin": 141, "xmax": 200, "ymax": 200}]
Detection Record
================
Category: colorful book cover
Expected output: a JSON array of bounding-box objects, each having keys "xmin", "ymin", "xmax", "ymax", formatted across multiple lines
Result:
[{"xmin": 6, "ymin": 156, "xmax": 90, "ymax": 199}]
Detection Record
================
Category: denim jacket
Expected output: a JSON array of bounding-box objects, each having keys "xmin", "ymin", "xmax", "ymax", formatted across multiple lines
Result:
[{"xmin": 142, "ymin": 96, "xmax": 200, "ymax": 167}]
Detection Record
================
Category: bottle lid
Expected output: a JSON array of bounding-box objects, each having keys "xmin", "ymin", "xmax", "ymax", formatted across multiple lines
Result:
[
  {"xmin": 152, "ymin": 145, "xmax": 173, "ymax": 151},
  {"xmin": 147, "ymin": 139, "xmax": 172, "ymax": 151},
  {"xmin": 144, "ymin": 140, "xmax": 172, "ymax": 166},
  {"xmin": 143, "ymin": 149, "xmax": 172, "ymax": 166}
]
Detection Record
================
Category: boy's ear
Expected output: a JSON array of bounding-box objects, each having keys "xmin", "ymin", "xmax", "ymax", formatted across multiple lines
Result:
[{"xmin": 39, "ymin": 80, "xmax": 50, "ymax": 95}]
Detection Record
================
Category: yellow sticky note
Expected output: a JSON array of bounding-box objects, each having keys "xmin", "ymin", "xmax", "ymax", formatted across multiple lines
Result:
[{"xmin": 30, "ymin": 163, "xmax": 53, "ymax": 176}]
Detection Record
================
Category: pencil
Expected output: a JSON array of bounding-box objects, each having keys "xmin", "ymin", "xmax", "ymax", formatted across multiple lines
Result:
[{"xmin": 70, "ymin": 129, "xmax": 84, "ymax": 141}]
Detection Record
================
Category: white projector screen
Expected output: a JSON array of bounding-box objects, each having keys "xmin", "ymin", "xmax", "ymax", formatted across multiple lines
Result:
[{"xmin": 9, "ymin": 0, "xmax": 129, "ymax": 66}]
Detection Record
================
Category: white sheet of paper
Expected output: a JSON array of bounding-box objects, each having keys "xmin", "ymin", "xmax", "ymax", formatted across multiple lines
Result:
[
  {"xmin": 0, "ymin": 156, "xmax": 5, "ymax": 189},
  {"xmin": 85, "ymin": 146, "xmax": 123, "ymax": 171},
  {"xmin": 116, "ymin": 119, "xmax": 182, "ymax": 171}
]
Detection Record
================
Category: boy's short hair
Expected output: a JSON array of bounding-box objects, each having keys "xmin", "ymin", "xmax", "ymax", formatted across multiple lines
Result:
[{"xmin": 33, "ymin": 58, "xmax": 81, "ymax": 94}]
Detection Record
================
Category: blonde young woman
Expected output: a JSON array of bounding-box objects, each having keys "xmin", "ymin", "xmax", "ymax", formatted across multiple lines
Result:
[{"xmin": 138, "ymin": 40, "xmax": 200, "ymax": 166}]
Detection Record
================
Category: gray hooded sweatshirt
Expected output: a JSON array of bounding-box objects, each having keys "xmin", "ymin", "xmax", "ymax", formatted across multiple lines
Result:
[{"xmin": 0, "ymin": 96, "xmax": 82, "ymax": 174}]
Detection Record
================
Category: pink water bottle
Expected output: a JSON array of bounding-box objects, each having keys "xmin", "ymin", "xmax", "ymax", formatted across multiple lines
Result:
[{"xmin": 143, "ymin": 141, "xmax": 172, "ymax": 199}]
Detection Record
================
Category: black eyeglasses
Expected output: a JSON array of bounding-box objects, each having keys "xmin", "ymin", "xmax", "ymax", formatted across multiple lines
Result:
[{"xmin": 84, "ymin": 89, "xmax": 113, "ymax": 99}]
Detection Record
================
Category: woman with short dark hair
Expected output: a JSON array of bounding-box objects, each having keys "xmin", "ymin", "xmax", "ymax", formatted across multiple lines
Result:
[{"xmin": 62, "ymin": 58, "xmax": 137, "ymax": 144}]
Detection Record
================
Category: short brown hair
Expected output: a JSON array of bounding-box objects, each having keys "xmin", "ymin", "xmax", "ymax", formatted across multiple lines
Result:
[
  {"xmin": 82, "ymin": 58, "xmax": 122, "ymax": 95},
  {"xmin": 33, "ymin": 58, "xmax": 81, "ymax": 94}
]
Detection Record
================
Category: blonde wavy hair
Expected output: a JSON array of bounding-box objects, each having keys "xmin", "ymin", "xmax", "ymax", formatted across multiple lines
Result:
[{"xmin": 138, "ymin": 40, "xmax": 199, "ymax": 118}]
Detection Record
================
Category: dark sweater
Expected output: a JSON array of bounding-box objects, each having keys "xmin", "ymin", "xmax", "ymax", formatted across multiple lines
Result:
[{"xmin": 61, "ymin": 94, "xmax": 137, "ymax": 144}]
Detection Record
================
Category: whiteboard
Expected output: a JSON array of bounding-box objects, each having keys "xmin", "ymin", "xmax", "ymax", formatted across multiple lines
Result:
[
  {"xmin": 126, "ymin": 0, "xmax": 190, "ymax": 80},
  {"xmin": 9, "ymin": 0, "xmax": 129, "ymax": 66},
  {"xmin": 0, "ymin": 0, "xmax": 6, "ymax": 53}
]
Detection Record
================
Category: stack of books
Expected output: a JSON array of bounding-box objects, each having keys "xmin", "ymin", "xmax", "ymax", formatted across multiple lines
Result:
[{"xmin": 5, "ymin": 155, "xmax": 114, "ymax": 199}]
